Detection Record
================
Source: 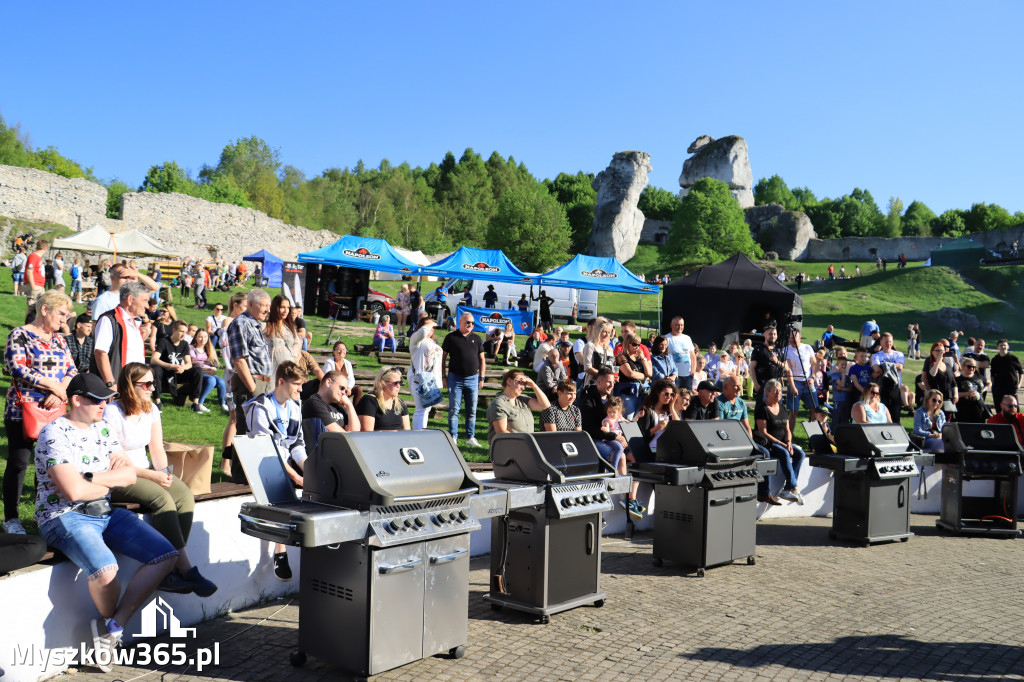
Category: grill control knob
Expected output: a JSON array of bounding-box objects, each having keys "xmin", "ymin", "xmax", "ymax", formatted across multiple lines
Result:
[
  {"xmin": 598, "ymin": 493, "xmax": 607, "ymax": 502},
  {"xmin": 575, "ymin": 496, "xmax": 585, "ymax": 505},
  {"xmin": 389, "ymin": 519, "xmax": 402, "ymax": 532},
  {"xmin": 404, "ymin": 517, "xmax": 415, "ymax": 528},
  {"xmin": 448, "ymin": 511, "xmax": 458, "ymax": 522},
  {"xmin": 459, "ymin": 509, "xmax": 469, "ymax": 520},
  {"xmin": 415, "ymin": 515, "xmax": 427, "ymax": 527},
  {"xmin": 385, "ymin": 523, "xmax": 397, "ymax": 534},
  {"xmin": 561, "ymin": 498, "xmax": 572, "ymax": 508}
]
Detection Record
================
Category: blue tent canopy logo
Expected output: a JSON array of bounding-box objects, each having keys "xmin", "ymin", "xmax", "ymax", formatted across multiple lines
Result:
[
  {"xmin": 342, "ymin": 247, "xmax": 382, "ymax": 261},
  {"xmin": 581, "ymin": 268, "xmax": 617, "ymax": 279},
  {"xmin": 463, "ymin": 262, "xmax": 500, "ymax": 273}
]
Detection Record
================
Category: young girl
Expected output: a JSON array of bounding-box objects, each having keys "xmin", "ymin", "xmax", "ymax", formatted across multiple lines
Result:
[{"xmin": 601, "ymin": 397, "xmax": 625, "ymax": 437}]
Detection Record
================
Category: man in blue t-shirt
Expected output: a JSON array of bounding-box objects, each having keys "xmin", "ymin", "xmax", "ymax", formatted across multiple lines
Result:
[
  {"xmin": 461, "ymin": 286, "xmax": 473, "ymax": 308},
  {"xmin": 859, "ymin": 319, "xmax": 879, "ymax": 349},
  {"xmin": 716, "ymin": 376, "xmax": 775, "ymax": 504},
  {"xmin": 848, "ymin": 347, "xmax": 874, "ymax": 404},
  {"xmin": 482, "ymin": 284, "xmax": 497, "ymax": 308}
]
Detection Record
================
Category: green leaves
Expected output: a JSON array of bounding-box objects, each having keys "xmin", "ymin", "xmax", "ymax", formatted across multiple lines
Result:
[{"xmin": 668, "ymin": 177, "xmax": 762, "ymax": 267}]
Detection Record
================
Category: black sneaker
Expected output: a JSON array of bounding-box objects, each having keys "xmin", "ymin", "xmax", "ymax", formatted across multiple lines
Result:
[
  {"xmin": 274, "ymin": 552, "xmax": 293, "ymax": 581},
  {"xmin": 184, "ymin": 566, "xmax": 218, "ymax": 597},
  {"xmin": 158, "ymin": 571, "xmax": 195, "ymax": 594}
]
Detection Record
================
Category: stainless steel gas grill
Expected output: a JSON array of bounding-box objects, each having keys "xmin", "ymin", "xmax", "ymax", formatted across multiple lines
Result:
[
  {"xmin": 810, "ymin": 423, "xmax": 934, "ymax": 545},
  {"xmin": 482, "ymin": 431, "xmax": 631, "ymax": 623},
  {"xmin": 236, "ymin": 431, "xmax": 509, "ymax": 679},
  {"xmin": 629, "ymin": 421, "xmax": 777, "ymax": 576},
  {"xmin": 935, "ymin": 422, "xmax": 1022, "ymax": 537}
]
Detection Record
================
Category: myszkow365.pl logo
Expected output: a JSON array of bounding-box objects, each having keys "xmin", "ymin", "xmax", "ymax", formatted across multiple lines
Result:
[{"xmin": 11, "ymin": 597, "xmax": 220, "ymax": 672}]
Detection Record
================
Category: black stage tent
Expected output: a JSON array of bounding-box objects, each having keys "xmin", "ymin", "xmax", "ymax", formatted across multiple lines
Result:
[{"xmin": 661, "ymin": 253, "xmax": 803, "ymax": 347}]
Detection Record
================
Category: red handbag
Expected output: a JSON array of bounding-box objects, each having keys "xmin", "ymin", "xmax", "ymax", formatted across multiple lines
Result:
[{"xmin": 13, "ymin": 382, "xmax": 66, "ymax": 440}]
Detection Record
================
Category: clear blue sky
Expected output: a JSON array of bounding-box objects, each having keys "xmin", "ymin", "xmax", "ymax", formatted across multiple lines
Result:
[{"xmin": 3, "ymin": 1, "xmax": 1022, "ymax": 215}]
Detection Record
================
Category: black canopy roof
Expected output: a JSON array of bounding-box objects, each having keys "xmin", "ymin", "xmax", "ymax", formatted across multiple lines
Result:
[{"xmin": 661, "ymin": 254, "xmax": 802, "ymax": 347}]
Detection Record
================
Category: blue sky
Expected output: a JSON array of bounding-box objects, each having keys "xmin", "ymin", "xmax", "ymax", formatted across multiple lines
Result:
[{"xmin": 3, "ymin": 1, "xmax": 1022, "ymax": 215}]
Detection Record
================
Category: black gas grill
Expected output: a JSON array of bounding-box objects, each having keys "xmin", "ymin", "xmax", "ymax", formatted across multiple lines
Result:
[
  {"xmin": 935, "ymin": 423, "xmax": 1022, "ymax": 537},
  {"xmin": 237, "ymin": 431, "xmax": 509, "ymax": 677},
  {"xmin": 810, "ymin": 424, "xmax": 934, "ymax": 545},
  {"xmin": 482, "ymin": 432, "xmax": 631, "ymax": 623},
  {"xmin": 630, "ymin": 421, "xmax": 777, "ymax": 576}
]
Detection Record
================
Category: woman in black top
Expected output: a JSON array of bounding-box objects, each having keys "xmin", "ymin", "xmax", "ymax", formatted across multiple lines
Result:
[
  {"xmin": 615, "ymin": 334, "xmax": 651, "ymax": 418},
  {"xmin": 357, "ymin": 366, "xmax": 410, "ymax": 431},
  {"xmin": 922, "ymin": 342, "xmax": 957, "ymax": 405},
  {"xmin": 754, "ymin": 379, "xmax": 805, "ymax": 504},
  {"xmin": 954, "ymin": 359, "xmax": 989, "ymax": 423}
]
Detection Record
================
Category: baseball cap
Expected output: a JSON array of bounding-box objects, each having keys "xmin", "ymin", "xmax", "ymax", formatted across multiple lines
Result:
[
  {"xmin": 67, "ymin": 374, "xmax": 119, "ymax": 401},
  {"xmin": 75, "ymin": 313, "xmax": 92, "ymax": 327},
  {"xmin": 696, "ymin": 380, "xmax": 718, "ymax": 392}
]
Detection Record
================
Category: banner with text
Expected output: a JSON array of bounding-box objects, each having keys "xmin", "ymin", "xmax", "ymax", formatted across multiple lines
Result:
[{"xmin": 456, "ymin": 305, "xmax": 533, "ymax": 336}]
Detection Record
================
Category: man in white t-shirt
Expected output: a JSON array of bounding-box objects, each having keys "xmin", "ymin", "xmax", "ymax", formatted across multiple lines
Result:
[
  {"xmin": 666, "ymin": 317, "xmax": 696, "ymax": 390},
  {"xmin": 784, "ymin": 328, "xmax": 818, "ymax": 432},
  {"xmin": 93, "ymin": 282, "xmax": 150, "ymax": 387},
  {"xmin": 871, "ymin": 332, "xmax": 907, "ymax": 421}
]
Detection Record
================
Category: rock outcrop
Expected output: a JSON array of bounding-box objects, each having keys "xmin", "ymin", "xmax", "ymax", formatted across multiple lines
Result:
[
  {"xmin": 678, "ymin": 135, "xmax": 753, "ymax": 208},
  {"xmin": 745, "ymin": 204, "xmax": 817, "ymax": 261},
  {"xmin": 587, "ymin": 151, "xmax": 652, "ymax": 262},
  {"xmin": 932, "ymin": 307, "xmax": 980, "ymax": 331}
]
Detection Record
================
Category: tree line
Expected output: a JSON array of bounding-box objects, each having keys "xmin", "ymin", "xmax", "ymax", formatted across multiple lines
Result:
[{"xmin": 754, "ymin": 174, "xmax": 1023, "ymax": 239}]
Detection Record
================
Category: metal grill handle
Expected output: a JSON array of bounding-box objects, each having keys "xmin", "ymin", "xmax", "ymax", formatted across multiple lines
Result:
[
  {"xmin": 389, "ymin": 487, "xmax": 479, "ymax": 504},
  {"xmin": 378, "ymin": 557, "xmax": 423, "ymax": 575},
  {"xmin": 238, "ymin": 514, "xmax": 297, "ymax": 533},
  {"xmin": 429, "ymin": 549, "xmax": 468, "ymax": 565}
]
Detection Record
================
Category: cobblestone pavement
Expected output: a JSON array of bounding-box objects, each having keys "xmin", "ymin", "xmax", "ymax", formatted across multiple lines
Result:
[{"xmin": 68, "ymin": 514, "xmax": 1023, "ymax": 681}]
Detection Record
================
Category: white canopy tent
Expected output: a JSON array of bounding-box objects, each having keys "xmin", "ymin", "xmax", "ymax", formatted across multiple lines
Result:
[
  {"xmin": 374, "ymin": 246, "xmax": 436, "ymax": 281},
  {"xmin": 52, "ymin": 225, "xmax": 176, "ymax": 258}
]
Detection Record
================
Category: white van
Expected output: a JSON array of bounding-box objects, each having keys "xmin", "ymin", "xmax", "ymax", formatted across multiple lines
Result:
[{"xmin": 424, "ymin": 277, "xmax": 598, "ymax": 324}]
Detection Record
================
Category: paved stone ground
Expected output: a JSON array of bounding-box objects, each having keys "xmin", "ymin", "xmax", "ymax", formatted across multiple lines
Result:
[{"xmin": 67, "ymin": 514, "xmax": 1023, "ymax": 681}]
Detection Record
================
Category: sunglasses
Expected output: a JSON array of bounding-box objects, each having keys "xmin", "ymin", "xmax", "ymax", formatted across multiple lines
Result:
[
  {"xmin": 136, "ymin": 381, "xmax": 155, "ymax": 390},
  {"xmin": 871, "ymin": 391, "xmax": 880, "ymax": 396},
  {"xmin": 79, "ymin": 396, "xmax": 109, "ymax": 405},
  {"xmin": 385, "ymin": 379, "xmax": 402, "ymax": 387}
]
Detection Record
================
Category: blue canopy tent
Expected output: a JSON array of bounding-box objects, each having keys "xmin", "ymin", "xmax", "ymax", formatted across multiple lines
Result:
[
  {"xmin": 538, "ymin": 254, "xmax": 658, "ymax": 295},
  {"xmin": 242, "ymin": 249, "xmax": 284, "ymax": 287},
  {"xmin": 420, "ymin": 246, "xmax": 538, "ymax": 284},
  {"xmin": 297, "ymin": 235, "xmax": 419, "ymax": 275}
]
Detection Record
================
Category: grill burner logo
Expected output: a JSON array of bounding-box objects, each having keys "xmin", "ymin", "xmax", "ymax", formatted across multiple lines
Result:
[
  {"xmin": 580, "ymin": 268, "xmax": 617, "ymax": 279},
  {"xmin": 462, "ymin": 261, "xmax": 500, "ymax": 273},
  {"xmin": 343, "ymin": 247, "xmax": 382, "ymax": 261},
  {"xmin": 376, "ymin": 470, "xmax": 390, "ymax": 477}
]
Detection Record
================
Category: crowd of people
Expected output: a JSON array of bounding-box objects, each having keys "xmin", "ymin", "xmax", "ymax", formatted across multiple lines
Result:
[{"xmin": 3, "ymin": 253, "xmax": 1024, "ymax": 672}]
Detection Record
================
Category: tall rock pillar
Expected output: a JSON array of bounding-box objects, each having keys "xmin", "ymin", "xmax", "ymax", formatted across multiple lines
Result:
[
  {"xmin": 678, "ymin": 135, "xmax": 754, "ymax": 208},
  {"xmin": 587, "ymin": 151, "xmax": 652, "ymax": 262}
]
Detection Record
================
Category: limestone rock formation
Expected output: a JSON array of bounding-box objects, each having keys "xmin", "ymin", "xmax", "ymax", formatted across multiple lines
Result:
[
  {"xmin": 745, "ymin": 204, "xmax": 817, "ymax": 261},
  {"xmin": 932, "ymin": 307, "xmax": 980, "ymax": 331},
  {"xmin": 679, "ymin": 135, "xmax": 754, "ymax": 208},
  {"xmin": 587, "ymin": 151, "xmax": 652, "ymax": 262}
]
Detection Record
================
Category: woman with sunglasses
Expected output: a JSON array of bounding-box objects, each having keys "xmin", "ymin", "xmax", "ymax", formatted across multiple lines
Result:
[
  {"xmin": 851, "ymin": 382, "xmax": 892, "ymax": 424},
  {"xmin": 922, "ymin": 341, "xmax": 958, "ymax": 408},
  {"xmin": 913, "ymin": 389, "xmax": 946, "ymax": 452},
  {"xmin": 3, "ymin": 291, "xmax": 77, "ymax": 535},
  {"xmin": 410, "ymin": 319, "xmax": 442, "ymax": 429},
  {"xmin": 636, "ymin": 379, "xmax": 680, "ymax": 454},
  {"xmin": 357, "ymin": 366, "xmax": 410, "ymax": 431},
  {"xmin": 615, "ymin": 333, "xmax": 652, "ymax": 419},
  {"xmin": 955, "ymin": 359, "xmax": 990, "ymax": 423},
  {"xmin": 103, "ymin": 362, "xmax": 217, "ymax": 596}
]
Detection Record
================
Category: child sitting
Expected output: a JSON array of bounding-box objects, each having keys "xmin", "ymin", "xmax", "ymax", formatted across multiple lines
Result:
[{"xmin": 601, "ymin": 397, "xmax": 625, "ymax": 438}]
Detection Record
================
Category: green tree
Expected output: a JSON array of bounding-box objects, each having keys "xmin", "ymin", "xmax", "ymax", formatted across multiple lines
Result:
[
  {"xmin": 805, "ymin": 201, "xmax": 842, "ymax": 238},
  {"xmin": 667, "ymin": 177, "xmax": 762, "ymax": 264},
  {"xmin": 31, "ymin": 146, "xmax": 94, "ymax": 180},
  {"xmin": 901, "ymin": 200, "xmax": 935, "ymax": 237},
  {"xmin": 933, "ymin": 209, "xmax": 966, "ymax": 238},
  {"xmin": 200, "ymin": 136, "xmax": 285, "ymax": 219},
  {"xmin": 791, "ymin": 187, "xmax": 818, "ymax": 210},
  {"xmin": 0, "ymin": 115, "xmax": 35, "ymax": 167},
  {"xmin": 105, "ymin": 179, "xmax": 132, "ymax": 219},
  {"xmin": 964, "ymin": 202, "xmax": 1014, "ymax": 234},
  {"xmin": 753, "ymin": 174, "xmax": 799, "ymax": 210},
  {"xmin": 140, "ymin": 161, "xmax": 195, "ymax": 194},
  {"xmin": 544, "ymin": 171, "xmax": 596, "ymax": 252},
  {"xmin": 435, "ymin": 148, "xmax": 494, "ymax": 247},
  {"xmin": 487, "ymin": 184, "xmax": 571, "ymax": 271},
  {"xmin": 637, "ymin": 185, "xmax": 682, "ymax": 221},
  {"xmin": 884, "ymin": 196, "xmax": 904, "ymax": 238},
  {"xmin": 836, "ymin": 188, "xmax": 885, "ymax": 237}
]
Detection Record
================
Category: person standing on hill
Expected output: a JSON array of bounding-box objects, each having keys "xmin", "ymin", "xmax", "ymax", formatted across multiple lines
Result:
[
  {"xmin": 990, "ymin": 340, "xmax": 1022, "ymax": 411},
  {"xmin": 11, "ymin": 247, "xmax": 27, "ymax": 297}
]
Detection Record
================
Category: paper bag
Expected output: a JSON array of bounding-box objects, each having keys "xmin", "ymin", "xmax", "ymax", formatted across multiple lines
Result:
[{"xmin": 163, "ymin": 441, "xmax": 214, "ymax": 495}]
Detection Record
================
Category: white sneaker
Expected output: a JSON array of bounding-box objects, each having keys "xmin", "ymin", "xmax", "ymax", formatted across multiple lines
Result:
[
  {"xmin": 3, "ymin": 519, "xmax": 26, "ymax": 534},
  {"xmin": 793, "ymin": 490, "xmax": 805, "ymax": 505},
  {"xmin": 221, "ymin": 403, "xmax": 230, "ymax": 413},
  {"xmin": 778, "ymin": 490, "xmax": 799, "ymax": 503},
  {"xmin": 90, "ymin": 618, "xmax": 121, "ymax": 673},
  {"xmin": 465, "ymin": 438, "xmax": 482, "ymax": 448}
]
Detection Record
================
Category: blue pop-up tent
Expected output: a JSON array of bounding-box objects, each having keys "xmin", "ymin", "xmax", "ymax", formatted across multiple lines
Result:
[
  {"xmin": 538, "ymin": 254, "xmax": 658, "ymax": 294},
  {"xmin": 420, "ymin": 246, "xmax": 538, "ymax": 284},
  {"xmin": 242, "ymin": 249, "xmax": 284, "ymax": 287},
  {"xmin": 297, "ymin": 235, "xmax": 420, "ymax": 275}
]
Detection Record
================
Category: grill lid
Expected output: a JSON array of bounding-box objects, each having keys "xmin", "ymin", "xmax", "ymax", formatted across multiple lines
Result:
[
  {"xmin": 303, "ymin": 430, "xmax": 483, "ymax": 508},
  {"xmin": 936, "ymin": 422, "xmax": 1024, "ymax": 466},
  {"xmin": 490, "ymin": 432, "xmax": 611, "ymax": 483},
  {"xmin": 834, "ymin": 424, "xmax": 914, "ymax": 458},
  {"xmin": 655, "ymin": 420, "xmax": 757, "ymax": 466}
]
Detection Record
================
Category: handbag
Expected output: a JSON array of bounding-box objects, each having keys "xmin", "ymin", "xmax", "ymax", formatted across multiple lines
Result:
[
  {"xmin": 414, "ymin": 372, "xmax": 443, "ymax": 408},
  {"xmin": 13, "ymin": 382, "xmax": 66, "ymax": 440}
]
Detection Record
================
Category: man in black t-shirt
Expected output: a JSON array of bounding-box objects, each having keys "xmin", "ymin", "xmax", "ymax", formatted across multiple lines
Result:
[
  {"xmin": 151, "ymin": 320, "xmax": 204, "ymax": 411},
  {"xmin": 685, "ymin": 381, "xmax": 721, "ymax": 420},
  {"xmin": 302, "ymin": 370, "xmax": 359, "ymax": 458},
  {"xmin": 441, "ymin": 312, "xmax": 486, "ymax": 447},
  {"xmin": 748, "ymin": 324, "xmax": 789, "ymax": 404}
]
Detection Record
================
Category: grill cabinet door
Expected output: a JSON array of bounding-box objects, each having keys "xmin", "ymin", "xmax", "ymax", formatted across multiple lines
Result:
[
  {"xmin": 423, "ymin": 535, "xmax": 470, "ymax": 657},
  {"xmin": 370, "ymin": 544, "xmax": 425, "ymax": 674}
]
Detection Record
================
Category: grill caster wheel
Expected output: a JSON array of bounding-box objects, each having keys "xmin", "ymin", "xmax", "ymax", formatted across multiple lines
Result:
[
  {"xmin": 540, "ymin": 615, "xmax": 550, "ymax": 625},
  {"xmin": 900, "ymin": 537, "xmax": 909, "ymax": 542},
  {"xmin": 490, "ymin": 603, "xmax": 503, "ymax": 611},
  {"xmin": 696, "ymin": 568, "xmax": 706, "ymax": 578},
  {"xmin": 747, "ymin": 556, "xmax": 756, "ymax": 565},
  {"xmin": 652, "ymin": 556, "xmax": 663, "ymax": 567},
  {"xmin": 594, "ymin": 599, "xmax": 605, "ymax": 608},
  {"xmin": 290, "ymin": 651, "xmax": 307, "ymax": 668},
  {"xmin": 449, "ymin": 645, "xmax": 465, "ymax": 659}
]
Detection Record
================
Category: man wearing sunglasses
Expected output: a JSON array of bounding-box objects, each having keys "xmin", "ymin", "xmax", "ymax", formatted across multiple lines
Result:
[
  {"xmin": 442, "ymin": 312, "xmax": 486, "ymax": 448},
  {"xmin": 988, "ymin": 396, "xmax": 1024, "ymax": 444}
]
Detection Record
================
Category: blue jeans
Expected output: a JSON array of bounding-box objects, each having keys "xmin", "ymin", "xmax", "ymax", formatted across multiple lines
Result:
[
  {"xmin": 40, "ymin": 508, "xmax": 177, "ymax": 579},
  {"xmin": 769, "ymin": 442, "xmax": 806, "ymax": 490},
  {"xmin": 595, "ymin": 438, "xmax": 625, "ymax": 469},
  {"xmin": 447, "ymin": 373, "xmax": 479, "ymax": 440},
  {"xmin": 786, "ymin": 380, "xmax": 819, "ymax": 414},
  {"xmin": 198, "ymin": 374, "xmax": 227, "ymax": 406},
  {"xmin": 377, "ymin": 337, "xmax": 397, "ymax": 352}
]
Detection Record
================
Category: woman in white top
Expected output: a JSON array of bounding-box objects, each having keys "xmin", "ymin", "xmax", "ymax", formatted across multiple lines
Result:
[
  {"xmin": 103, "ymin": 362, "xmax": 217, "ymax": 596},
  {"xmin": 395, "ymin": 283, "xmax": 411, "ymax": 330},
  {"xmin": 263, "ymin": 295, "xmax": 302, "ymax": 379},
  {"xmin": 582, "ymin": 317, "xmax": 616, "ymax": 388},
  {"xmin": 409, "ymin": 319, "xmax": 443, "ymax": 429}
]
